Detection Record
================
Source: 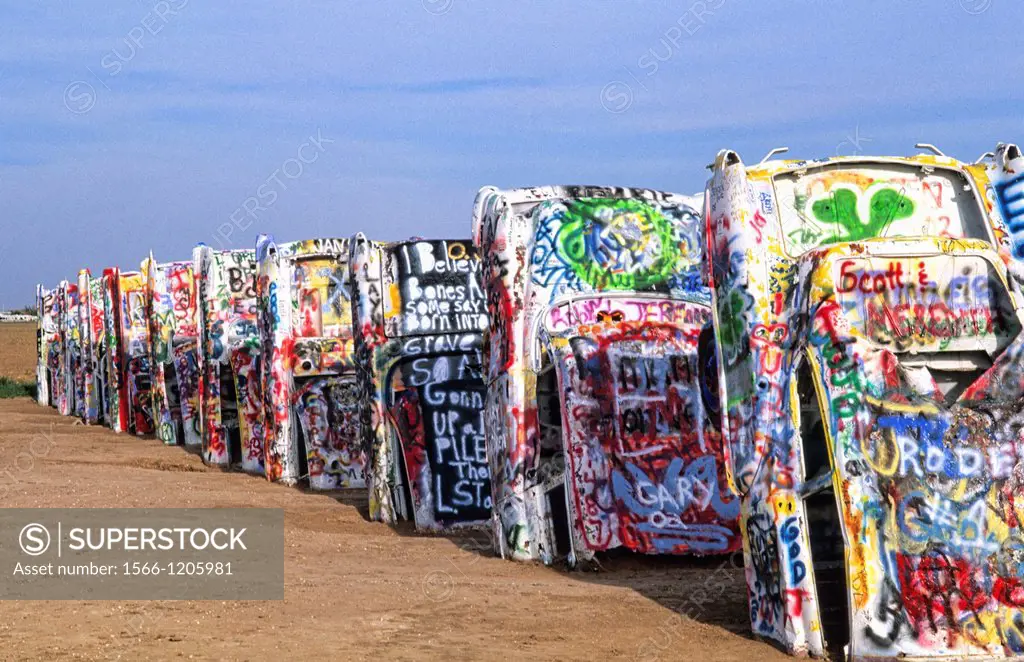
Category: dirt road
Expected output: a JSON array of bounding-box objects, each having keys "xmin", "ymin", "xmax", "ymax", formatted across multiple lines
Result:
[{"xmin": 0, "ymin": 323, "xmax": 789, "ymax": 661}]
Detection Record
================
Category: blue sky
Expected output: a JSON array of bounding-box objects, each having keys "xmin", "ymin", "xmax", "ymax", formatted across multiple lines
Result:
[{"xmin": 2, "ymin": 0, "xmax": 1023, "ymax": 307}]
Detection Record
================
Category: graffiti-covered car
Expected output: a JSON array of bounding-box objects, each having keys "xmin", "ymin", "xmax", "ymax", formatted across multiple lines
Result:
[
  {"xmin": 993, "ymin": 142, "xmax": 1024, "ymax": 263},
  {"xmin": 193, "ymin": 246, "xmax": 262, "ymax": 471},
  {"xmin": 52, "ymin": 281, "xmax": 72, "ymax": 414},
  {"xmin": 86, "ymin": 272, "xmax": 111, "ymax": 425},
  {"xmin": 101, "ymin": 268, "xmax": 130, "ymax": 432},
  {"xmin": 118, "ymin": 270, "xmax": 154, "ymax": 435},
  {"xmin": 35, "ymin": 284, "xmax": 58, "ymax": 407},
  {"xmin": 351, "ymin": 235, "xmax": 490, "ymax": 530},
  {"xmin": 77, "ymin": 269, "xmax": 108, "ymax": 425},
  {"xmin": 473, "ymin": 185, "xmax": 740, "ymax": 565},
  {"xmin": 256, "ymin": 236, "xmax": 359, "ymax": 487},
  {"xmin": 55, "ymin": 279, "xmax": 82, "ymax": 417},
  {"xmin": 707, "ymin": 144, "xmax": 1024, "ymax": 660},
  {"xmin": 144, "ymin": 255, "xmax": 201, "ymax": 447}
]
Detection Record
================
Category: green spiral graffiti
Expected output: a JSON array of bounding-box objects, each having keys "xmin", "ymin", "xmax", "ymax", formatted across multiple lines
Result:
[{"xmin": 556, "ymin": 198, "xmax": 681, "ymax": 290}]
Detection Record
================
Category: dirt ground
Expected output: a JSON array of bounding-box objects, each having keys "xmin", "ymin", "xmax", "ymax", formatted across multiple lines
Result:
[{"xmin": 0, "ymin": 322, "xmax": 791, "ymax": 661}]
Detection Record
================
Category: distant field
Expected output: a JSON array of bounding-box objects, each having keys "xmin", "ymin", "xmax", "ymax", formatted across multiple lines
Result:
[{"xmin": 0, "ymin": 322, "xmax": 36, "ymax": 382}]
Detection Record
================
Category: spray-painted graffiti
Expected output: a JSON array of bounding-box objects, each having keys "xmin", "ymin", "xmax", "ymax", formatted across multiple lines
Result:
[
  {"xmin": 708, "ymin": 145, "xmax": 1024, "ymax": 659},
  {"xmin": 992, "ymin": 143, "xmax": 1024, "ymax": 261},
  {"xmin": 144, "ymin": 256, "xmax": 200, "ymax": 446},
  {"xmin": 385, "ymin": 239, "xmax": 489, "ymax": 337},
  {"xmin": 36, "ymin": 262, "xmax": 182, "ymax": 441},
  {"xmin": 256, "ymin": 236, "xmax": 359, "ymax": 487},
  {"xmin": 76, "ymin": 270, "xmax": 108, "ymax": 425},
  {"xmin": 545, "ymin": 297, "xmax": 739, "ymax": 555},
  {"xmin": 76, "ymin": 271, "xmax": 95, "ymax": 422},
  {"xmin": 293, "ymin": 377, "xmax": 361, "ymax": 486},
  {"xmin": 473, "ymin": 185, "xmax": 737, "ymax": 564},
  {"xmin": 57, "ymin": 280, "xmax": 85, "ymax": 419},
  {"xmin": 834, "ymin": 255, "xmax": 1010, "ymax": 354},
  {"xmin": 389, "ymin": 356, "xmax": 490, "ymax": 525},
  {"xmin": 194, "ymin": 246, "xmax": 262, "ymax": 470},
  {"xmin": 352, "ymin": 236, "xmax": 490, "ymax": 530},
  {"xmin": 775, "ymin": 162, "xmax": 992, "ymax": 256},
  {"xmin": 51, "ymin": 282, "xmax": 73, "ymax": 416},
  {"xmin": 118, "ymin": 271, "xmax": 154, "ymax": 435},
  {"xmin": 87, "ymin": 275, "xmax": 110, "ymax": 425},
  {"xmin": 539, "ymin": 198, "xmax": 699, "ymax": 291},
  {"xmin": 810, "ymin": 187, "xmax": 915, "ymax": 241},
  {"xmin": 35, "ymin": 285, "xmax": 57, "ymax": 407},
  {"xmin": 530, "ymin": 192, "xmax": 705, "ymax": 298},
  {"xmin": 101, "ymin": 269, "xmax": 130, "ymax": 433},
  {"xmin": 70, "ymin": 278, "xmax": 89, "ymax": 421}
]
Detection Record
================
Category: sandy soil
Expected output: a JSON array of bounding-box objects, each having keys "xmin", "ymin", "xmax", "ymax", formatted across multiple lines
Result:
[{"xmin": 0, "ymin": 323, "xmax": 790, "ymax": 661}]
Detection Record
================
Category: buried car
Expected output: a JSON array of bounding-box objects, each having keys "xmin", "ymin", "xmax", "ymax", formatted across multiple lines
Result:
[
  {"xmin": 101, "ymin": 268, "xmax": 131, "ymax": 433},
  {"xmin": 256, "ymin": 236, "xmax": 360, "ymax": 487},
  {"xmin": 87, "ymin": 272, "xmax": 112, "ymax": 425},
  {"xmin": 144, "ymin": 255, "xmax": 201, "ymax": 447},
  {"xmin": 35, "ymin": 284, "xmax": 58, "ymax": 407},
  {"xmin": 55, "ymin": 279, "xmax": 82, "ymax": 418},
  {"xmin": 350, "ymin": 235, "xmax": 490, "ymax": 530},
  {"xmin": 77, "ymin": 269, "xmax": 107, "ymax": 425},
  {"xmin": 706, "ymin": 144, "xmax": 1024, "ymax": 660},
  {"xmin": 118, "ymin": 270, "xmax": 155, "ymax": 435},
  {"xmin": 473, "ymin": 185, "xmax": 740, "ymax": 565},
  {"xmin": 193, "ymin": 246, "xmax": 262, "ymax": 470}
]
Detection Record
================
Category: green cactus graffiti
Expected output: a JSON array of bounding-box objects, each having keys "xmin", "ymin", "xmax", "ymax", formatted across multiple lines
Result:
[
  {"xmin": 556, "ymin": 198, "xmax": 681, "ymax": 290},
  {"xmin": 719, "ymin": 288, "xmax": 750, "ymax": 355},
  {"xmin": 811, "ymin": 188, "xmax": 914, "ymax": 243}
]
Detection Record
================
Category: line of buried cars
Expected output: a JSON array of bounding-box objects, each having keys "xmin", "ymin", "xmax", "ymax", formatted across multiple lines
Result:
[{"xmin": 33, "ymin": 144, "xmax": 1024, "ymax": 661}]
